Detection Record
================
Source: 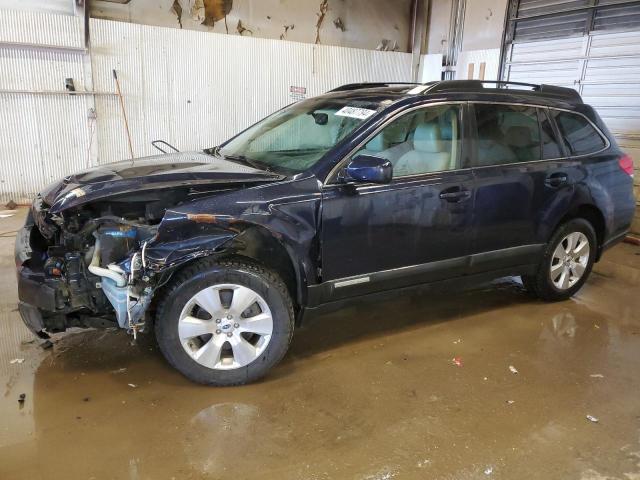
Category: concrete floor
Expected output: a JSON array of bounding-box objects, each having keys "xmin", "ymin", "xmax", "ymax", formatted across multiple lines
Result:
[{"xmin": 1, "ymin": 208, "xmax": 640, "ymax": 480}]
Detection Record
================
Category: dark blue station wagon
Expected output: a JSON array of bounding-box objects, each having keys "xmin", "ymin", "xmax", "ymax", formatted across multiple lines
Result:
[{"xmin": 16, "ymin": 80, "xmax": 636, "ymax": 385}]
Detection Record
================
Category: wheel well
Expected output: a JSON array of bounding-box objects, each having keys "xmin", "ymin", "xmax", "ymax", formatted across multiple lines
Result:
[
  {"xmin": 557, "ymin": 204, "xmax": 606, "ymax": 247},
  {"xmin": 218, "ymin": 227, "xmax": 300, "ymax": 310}
]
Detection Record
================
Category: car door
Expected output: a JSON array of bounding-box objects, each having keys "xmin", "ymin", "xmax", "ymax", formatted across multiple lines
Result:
[
  {"xmin": 469, "ymin": 103, "xmax": 574, "ymax": 273},
  {"xmin": 319, "ymin": 103, "xmax": 475, "ymax": 301}
]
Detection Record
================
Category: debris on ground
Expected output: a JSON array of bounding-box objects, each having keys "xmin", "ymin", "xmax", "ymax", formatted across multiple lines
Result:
[
  {"xmin": 128, "ymin": 383, "xmax": 137, "ymax": 388},
  {"xmin": 452, "ymin": 357, "xmax": 463, "ymax": 367},
  {"xmin": 590, "ymin": 373, "xmax": 604, "ymax": 378},
  {"xmin": 508, "ymin": 365, "xmax": 519, "ymax": 374},
  {"xmin": 83, "ymin": 397, "xmax": 90, "ymax": 402},
  {"xmin": 484, "ymin": 466, "xmax": 494, "ymax": 475},
  {"xmin": 586, "ymin": 415, "xmax": 599, "ymax": 423},
  {"xmin": 110, "ymin": 368, "xmax": 127, "ymax": 374},
  {"xmin": 453, "ymin": 338, "xmax": 462, "ymax": 344},
  {"xmin": 18, "ymin": 393, "xmax": 25, "ymax": 404},
  {"xmin": 506, "ymin": 400, "xmax": 515, "ymax": 405},
  {"xmin": 9, "ymin": 358, "xmax": 25, "ymax": 364}
]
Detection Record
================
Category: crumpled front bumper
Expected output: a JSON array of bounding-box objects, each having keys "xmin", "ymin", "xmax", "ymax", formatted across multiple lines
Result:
[{"xmin": 15, "ymin": 216, "xmax": 54, "ymax": 338}]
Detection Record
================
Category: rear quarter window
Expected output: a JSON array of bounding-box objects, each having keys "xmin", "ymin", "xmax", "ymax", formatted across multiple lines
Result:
[{"xmin": 553, "ymin": 111, "xmax": 607, "ymax": 156}]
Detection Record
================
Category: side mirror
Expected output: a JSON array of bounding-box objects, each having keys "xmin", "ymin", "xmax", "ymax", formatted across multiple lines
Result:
[{"xmin": 344, "ymin": 155, "xmax": 393, "ymax": 184}]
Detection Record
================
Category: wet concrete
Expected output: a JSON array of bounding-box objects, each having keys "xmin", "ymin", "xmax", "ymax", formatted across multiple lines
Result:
[{"xmin": 1, "ymin": 207, "xmax": 640, "ymax": 480}]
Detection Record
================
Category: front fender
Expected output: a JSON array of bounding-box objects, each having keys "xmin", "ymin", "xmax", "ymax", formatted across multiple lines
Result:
[
  {"xmin": 143, "ymin": 210, "xmax": 238, "ymax": 270},
  {"xmin": 143, "ymin": 177, "xmax": 322, "ymax": 305}
]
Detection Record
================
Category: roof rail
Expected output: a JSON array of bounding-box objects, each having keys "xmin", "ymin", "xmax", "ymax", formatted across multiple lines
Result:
[
  {"xmin": 329, "ymin": 82, "xmax": 419, "ymax": 92},
  {"xmin": 422, "ymin": 80, "xmax": 582, "ymax": 103}
]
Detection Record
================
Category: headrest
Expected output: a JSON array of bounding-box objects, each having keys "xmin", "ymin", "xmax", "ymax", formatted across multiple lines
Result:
[
  {"xmin": 505, "ymin": 126, "xmax": 532, "ymax": 148},
  {"xmin": 414, "ymin": 123, "xmax": 443, "ymax": 153},
  {"xmin": 365, "ymin": 133, "xmax": 387, "ymax": 152}
]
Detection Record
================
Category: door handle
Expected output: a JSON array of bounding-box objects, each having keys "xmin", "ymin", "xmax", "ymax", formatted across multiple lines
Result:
[
  {"xmin": 545, "ymin": 173, "xmax": 569, "ymax": 188},
  {"xmin": 439, "ymin": 187, "xmax": 471, "ymax": 202}
]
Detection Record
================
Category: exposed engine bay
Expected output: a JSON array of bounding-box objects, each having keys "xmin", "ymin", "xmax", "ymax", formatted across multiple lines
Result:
[
  {"xmin": 26, "ymin": 190, "xmax": 188, "ymax": 337},
  {"xmin": 16, "ymin": 152, "xmax": 288, "ymax": 339}
]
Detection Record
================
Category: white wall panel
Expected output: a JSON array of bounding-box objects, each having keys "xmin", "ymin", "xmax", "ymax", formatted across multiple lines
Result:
[
  {"xmin": 456, "ymin": 49, "xmax": 501, "ymax": 80},
  {"xmin": 0, "ymin": 10, "xmax": 90, "ymax": 203},
  {"xmin": 0, "ymin": 9, "xmax": 82, "ymax": 48},
  {"xmin": 90, "ymin": 19, "xmax": 420, "ymax": 164}
]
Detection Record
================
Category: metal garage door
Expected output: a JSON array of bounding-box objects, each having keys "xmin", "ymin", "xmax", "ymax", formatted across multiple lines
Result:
[{"xmin": 501, "ymin": 0, "xmax": 640, "ymax": 232}]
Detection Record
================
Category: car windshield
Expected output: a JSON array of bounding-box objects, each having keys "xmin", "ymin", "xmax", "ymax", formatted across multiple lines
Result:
[{"xmin": 218, "ymin": 96, "xmax": 384, "ymax": 174}]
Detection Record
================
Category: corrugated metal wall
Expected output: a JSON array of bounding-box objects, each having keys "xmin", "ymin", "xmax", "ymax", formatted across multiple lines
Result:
[
  {"xmin": 0, "ymin": 10, "xmax": 93, "ymax": 203},
  {"xmin": 0, "ymin": 10, "xmax": 442, "ymax": 202},
  {"xmin": 89, "ymin": 18, "xmax": 425, "ymax": 165}
]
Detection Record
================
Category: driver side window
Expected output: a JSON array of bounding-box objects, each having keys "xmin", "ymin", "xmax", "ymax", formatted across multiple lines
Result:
[{"xmin": 354, "ymin": 104, "xmax": 462, "ymax": 178}]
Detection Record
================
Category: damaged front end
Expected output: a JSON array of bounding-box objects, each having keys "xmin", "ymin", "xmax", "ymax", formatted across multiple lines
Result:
[
  {"xmin": 15, "ymin": 152, "xmax": 284, "ymax": 339},
  {"xmin": 17, "ymin": 195, "xmax": 173, "ymax": 338}
]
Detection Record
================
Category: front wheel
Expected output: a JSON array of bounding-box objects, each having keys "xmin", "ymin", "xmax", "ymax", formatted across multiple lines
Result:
[
  {"xmin": 155, "ymin": 258, "xmax": 294, "ymax": 386},
  {"xmin": 522, "ymin": 218, "xmax": 596, "ymax": 301}
]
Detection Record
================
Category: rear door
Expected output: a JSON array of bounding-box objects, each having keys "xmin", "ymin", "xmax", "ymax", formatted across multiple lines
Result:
[
  {"xmin": 469, "ymin": 103, "xmax": 576, "ymax": 272},
  {"xmin": 319, "ymin": 103, "xmax": 475, "ymax": 300}
]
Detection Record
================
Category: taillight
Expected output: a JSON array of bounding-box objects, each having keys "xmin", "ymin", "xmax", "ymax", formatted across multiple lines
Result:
[{"xmin": 619, "ymin": 154, "xmax": 634, "ymax": 177}]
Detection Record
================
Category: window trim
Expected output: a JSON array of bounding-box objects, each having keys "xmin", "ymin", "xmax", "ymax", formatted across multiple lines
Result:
[
  {"xmin": 324, "ymin": 100, "xmax": 610, "ymax": 184},
  {"xmin": 539, "ymin": 107, "xmax": 569, "ymax": 159},
  {"xmin": 467, "ymin": 101, "xmax": 610, "ymax": 170},
  {"xmin": 550, "ymin": 108, "xmax": 609, "ymax": 158}
]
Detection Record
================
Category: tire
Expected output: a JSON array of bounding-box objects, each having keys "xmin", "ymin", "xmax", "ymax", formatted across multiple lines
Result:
[
  {"xmin": 155, "ymin": 257, "xmax": 294, "ymax": 386},
  {"xmin": 522, "ymin": 218, "xmax": 597, "ymax": 302}
]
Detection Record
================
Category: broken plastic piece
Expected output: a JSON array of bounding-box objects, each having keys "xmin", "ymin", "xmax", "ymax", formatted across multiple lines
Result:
[
  {"xmin": 586, "ymin": 415, "xmax": 599, "ymax": 423},
  {"xmin": 10, "ymin": 358, "xmax": 25, "ymax": 364},
  {"xmin": 484, "ymin": 466, "xmax": 493, "ymax": 475},
  {"xmin": 128, "ymin": 383, "xmax": 137, "ymax": 388},
  {"xmin": 509, "ymin": 365, "xmax": 518, "ymax": 374},
  {"xmin": 590, "ymin": 373, "xmax": 604, "ymax": 378}
]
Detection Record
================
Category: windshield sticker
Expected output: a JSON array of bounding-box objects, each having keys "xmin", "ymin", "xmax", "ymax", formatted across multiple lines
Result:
[{"xmin": 335, "ymin": 106, "xmax": 377, "ymax": 120}]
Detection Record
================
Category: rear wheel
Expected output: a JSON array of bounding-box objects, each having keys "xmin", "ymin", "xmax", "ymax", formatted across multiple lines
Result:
[
  {"xmin": 522, "ymin": 218, "xmax": 596, "ymax": 301},
  {"xmin": 156, "ymin": 258, "xmax": 294, "ymax": 386}
]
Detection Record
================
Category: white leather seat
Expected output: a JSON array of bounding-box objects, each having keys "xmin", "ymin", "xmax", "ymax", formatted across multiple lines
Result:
[
  {"xmin": 394, "ymin": 123, "xmax": 451, "ymax": 176},
  {"xmin": 358, "ymin": 133, "xmax": 388, "ymax": 157}
]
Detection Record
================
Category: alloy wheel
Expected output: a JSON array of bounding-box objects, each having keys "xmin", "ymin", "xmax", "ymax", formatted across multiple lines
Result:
[
  {"xmin": 178, "ymin": 284, "xmax": 273, "ymax": 370},
  {"xmin": 549, "ymin": 232, "xmax": 590, "ymax": 290}
]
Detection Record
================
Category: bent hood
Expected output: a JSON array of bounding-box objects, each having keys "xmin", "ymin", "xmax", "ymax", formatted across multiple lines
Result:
[{"xmin": 41, "ymin": 151, "xmax": 284, "ymax": 213}]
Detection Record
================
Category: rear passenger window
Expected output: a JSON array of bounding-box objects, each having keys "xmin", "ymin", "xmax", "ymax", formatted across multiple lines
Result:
[
  {"xmin": 552, "ymin": 111, "xmax": 606, "ymax": 156},
  {"xmin": 354, "ymin": 104, "xmax": 462, "ymax": 178},
  {"xmin": 539, "ymin": 109, "xmax": 563, "ymax": 159},
  {"xmin": 475, "ymin": 104, "xmax": 540, "ymax": 166}
]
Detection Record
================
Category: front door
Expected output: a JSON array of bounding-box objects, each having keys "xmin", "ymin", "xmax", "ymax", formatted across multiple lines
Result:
[{"xmin": 320, "ymin": 103, "xmax": 475, "ymax": 300}]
